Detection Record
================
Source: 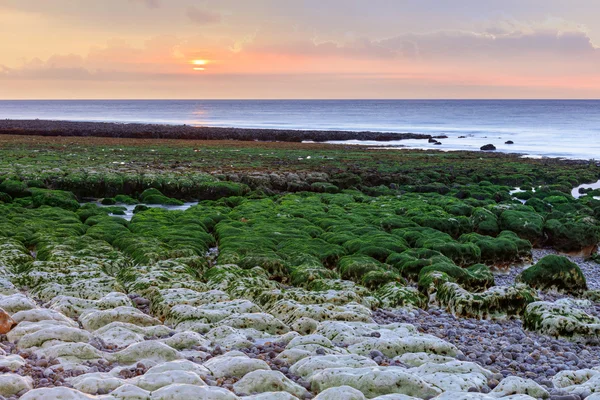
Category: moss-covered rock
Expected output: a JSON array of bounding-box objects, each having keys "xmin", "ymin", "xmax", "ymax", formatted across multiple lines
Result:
[
  {"xmin": 418, "ymin": 263, "xmax": 494, "ymax": 295},
  {"xmin": 460, "ymin": 231, "xmax": 532, "ymax": 266},
  {"xmin": 30, "ymin": 188, "xmax": 80, "ymax": 211},
  {"xmin": 499, "ymin": 209, "xmax": 545, "ymax": 245},
  {"xmin": 375, "ymin": 283, "xmax": 427, "ymax": 309},
  {"xmin": 523, "ymin": 299, "xmax": 600, "ymax": 339},
  {"xmin": 516, "ymin": 255, "xmax": 587, "ymax": 295},
  {"xmin": 139, "ymin": 188, "xmax": 184, "ymax": 205},
  {"xmin": 437, "ymin": 282, "xmax": 538, "ymax": 319}
]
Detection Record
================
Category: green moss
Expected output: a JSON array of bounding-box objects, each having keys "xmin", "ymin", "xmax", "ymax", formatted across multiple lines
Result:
[
  {"xmin": 30, "ymin": 188, "xmax": 80, "ymax": 211},
  {"xmin": 460, "ymin": 231, "xmax": 532, "ymax": 265},
  {"xmin": 517, "ymin": 255, "xmax": 588, "ymax": 295},
  {"xmin": 0, "ymin": 192, "xmax": 12, "ymax": 203},
  {"xmin": 0, "ymin": 179, "xmax": 30, "ymax": 198},
  {"xmin": 114, "ymin": 194, "xmax": 139, "ymax": 205},
  {"xmin": 544, "ymin": 217, "xmax": 600, "ymax": 254},
  {"xmin": 139, "ymin": 188, "xmax": 184, "ymax": 205},
  {"xmin": 498, "ymin": 209, "xmax": 545, "ymax": 245}
]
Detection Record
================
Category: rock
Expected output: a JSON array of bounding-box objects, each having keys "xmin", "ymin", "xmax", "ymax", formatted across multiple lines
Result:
[
  {"xmin": 480, "ymin": 144, "xmax": 496, "ymax": 151},
  {"xmin": 0, "ymin": 373, "xmax": 33, "ymax": 397},
  {"xmin": 314, "ymin": 385, "xmax": 366, "ymax": 399},
  {"xmin": 203, "ymin": 352, "xmax": 270, "ymax": 378},
  {"xmin": 415, "ymin": 360, "xmax": 493, "ymax": 392},
  {"xmin": 505, "ymin": 141, "xmax": 514, "ymax": 144},
  {"xmin": 241, "ymin": 393, "xmax": 298, "ymax": 400},
  {"xmin": 436, "ymin": 283, "xmax": 537, "ymax": 319},
  {"xmin": 491, "ymin": 376, "xmax": 550, "ymax": 398},
  {"xmin": 110, "ymin": 384, "xmax": 151, "ymax": 399},
  {"xmin": 523, "ymin": 300, "xmax": 600, "ymax": 339},
  {"xmin": 0, "ymin": 307, "xmax": 16, "ymax": 334},
  {"xmin": 134, "ymin": 370, "xmax": 206, "ymax": 392},
  {"xmin": 110, "ymin": 341, "xmax": 181, "ymax": 364},
  {"xmin": 309, "ymin": 366, "xmax": 442, "ymax": 398},
  {"xmin": 233, "ymin": 370, "xmax": 309, "ymax": 398},
  {"xmin": 0, "ymin": 294, "xmax": 37, "ymax": 314},
  {"xmin": 80, "ymin": 306, "xmax": 161, "ymax": 331},
  {"xmin": 19, "ymin": 387, "xmax": 104, "ymax": 400},
  {"xmin": 0, "ymin": 354, "xmax": 27, "ymax": 371},
  {"xmin": 516, "ymin": 255, "xmax": 588, "ymax": 295},
  {"xmin": 68, "ymin": 372, "xmax": 126, "ymax": 395},
  {"xmin": 290, "ymin": 354, "xmax": 378, "ymax": 380},
  {"xmin": 395, "ymin": 353, "xmax": 455, "ymax": 367},
  {"xmin": 291, "ymin": 317, "xmax": 319, "ymax": 335},
  {"xmin": 150, "ymin": 383, "xmax": 239, "ymax": 399}
]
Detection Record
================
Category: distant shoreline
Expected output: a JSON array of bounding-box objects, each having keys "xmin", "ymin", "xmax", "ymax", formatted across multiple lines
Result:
[{"xmin": 0, "ymin": 119, "xmax": 434, "ymax": 143}]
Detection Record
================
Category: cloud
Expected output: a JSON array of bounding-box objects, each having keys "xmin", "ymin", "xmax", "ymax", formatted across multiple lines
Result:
[
  {"xmin": 129, "ymin": 0, "xmax": 159, "ymax": 8},
  {"xmin": 186, "ymin": 6, "xmax": 221, "ymax": 25}
]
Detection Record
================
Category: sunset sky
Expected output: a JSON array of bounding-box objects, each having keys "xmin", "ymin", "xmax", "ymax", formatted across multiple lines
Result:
[{"xmin": 1, "ymin": 0, "xmax": 600, "ymax": 99}]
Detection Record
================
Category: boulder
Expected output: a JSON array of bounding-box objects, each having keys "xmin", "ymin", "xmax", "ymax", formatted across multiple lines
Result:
[
  {"xmin": 516, "ymin": 255, "xmax": 587, "ymax": 295},
  {"xmin": 0, "ymin": 307, "xmax": 16, "ymax": 334},
  {"xmin": 480, "ymin": 144, "xmax": 496, "ymax": 151}
]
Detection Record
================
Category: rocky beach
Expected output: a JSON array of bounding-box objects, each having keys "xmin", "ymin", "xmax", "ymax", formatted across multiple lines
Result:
[{"xmin": 0, "ymin": 130, "xmax": 599, "ymax": 399}]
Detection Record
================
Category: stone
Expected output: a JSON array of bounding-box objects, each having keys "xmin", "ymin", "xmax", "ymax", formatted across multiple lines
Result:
[
  {"xmin": 0, "ymin": 307, "xmax": 16, "ymax": 334},
  {"xmin": 0, "ymin": 373, "xmax": 33, "ymax": 397},
  {"xmin": 290, "ymin": 354, "xmax": 378, "ymax": 380},
  {"xmin": 233, "ymin": 370, "xmax": 310, "ymax": 398},
  {"xmin": 241, "ymin": 393, "xmax": 298, "ymax": 400},
  {"xmin": 309, "ymin": 366, "xmax": 442, "ymax": 398},
  {"xmin": 110, "ymin": 341, "xmax": 181, "ymax": 364},
  {"xmin": 480, "ymin": 144, "xmax": 496, "ymax": 151},
  {"xmin": 203, "ymin": 351, "xmax": 270, "ymax": 378},
  {"xmin": 523, "ymin": 300, "xmax": 600, "ymax": 339},
  {"xmin": 291, "ymin": 317, "xmax": 319, "ymax": 335},
  {"xmin": 19, "ymin": 387, "xmax": 106, "ymax": 400},
  {"xmin": 314, "ymin": 386, "xmax": 366, "ymax": 400},
  {"xmin": 491, "ymin": 376, "xmax": 550, "ymax": 398},
  {"xmin": 0, "ymin": 294, "xmax": 37, "ymax": 314},
  {"xmin": 68, "ymin": 372, "xmax": 126, "ymax": 395},
  {"xmin": 110, "ymin": 384, "xmax": 151, "ymax": 400},
  {"xmin": 150, "ymin": 383, "xmax": 239, "ymax": 399},
  {"xmin": 18, "ymin": 325, "xmax": 90, "ymax": 349},
  {"xmin": 134, "ymin": 370, "xmax": 206, "ymax": 391},
  {"xmin": 80, "ymin": 306, "xmax": 161, "ymax": 331},
  {"xmin": 0, "ymin": 354, "xmax": 27, "ymax": 371},
  {"xmin": 395, "ymin": 352, "xmax": 455, "ymax": 367}
]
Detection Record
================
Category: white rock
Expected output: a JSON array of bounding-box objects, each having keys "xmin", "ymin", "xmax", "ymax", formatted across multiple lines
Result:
[
  {"xmin": 68, "ymin": 372, "xmax": 126, "ymax": 395},
  {"xmin": 80, "ymin": 307, "xmax": 161, "ymax": 331},
  {"xmin": 0, "ymin": 293, "xmax": 37, "ymax": 314},
  {"xmin": 290, "ymin": 354, "xmax": 378, "ymax": 380},
  {"xmin": 19, "ymin": 387, "xmax": 113, "ymax": 399},
  {"xmin": 491, "ymin": 376, "xmax": 550, "ymax": 399},
  {"xmin": 143, "ymin": 360, "xmax": 210, "ymax": 379},
  {"xmin": 241, "ymin": 392, "xmax": 298, "ymax": 400},
  {"xmin": 233, "ymin": 370, "xmax": 309, "ymax": 398},
  {"xmin": 0, "ymin": 354, "xmax": 27, "ymax": 371},
  {"xmin": 314, "ymin": 385, "xmax": 366, "ymax": 399},
  {"xmin": 0, "ymin": 373, "xmax": 33, "ymax": 397},
  {"xmin": 18, "ymin": 326, "xmax": 90, "ymax": 349},
  {"xmin": 134, "ymin": 370, "xmax": 205, "ymax": 392},
  {"xmin": 150, "ymin": 383, "xmax": 239, "ymax": 399},
  {"xmin": 204, "ymin": 352, "xmax": 270, "ymax": 378},
  {"xmin": 110, "ymin": 384, "xmax": 151, "ymax": 400},
  {"xmin": 309, "ymin": 366, "xmax": 442, "ymax": 399},
  {"xmin": 11, "ymin": 308, "xmax": 77, "ymax": 326},
  {"xmin": 110, "ymin": 341, "xmax": 181, "ymax": 364},
  {"xmin": 395, "ymin": 352, "xmax": 455, "ymax": 367}
]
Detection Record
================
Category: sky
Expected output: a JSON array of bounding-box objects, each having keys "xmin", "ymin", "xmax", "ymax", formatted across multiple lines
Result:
[{"xmin": 1, "ymin": 0, "xmax": 599, "ymax": 99}]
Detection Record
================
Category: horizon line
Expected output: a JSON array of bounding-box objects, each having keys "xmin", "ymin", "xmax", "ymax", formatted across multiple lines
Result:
[{"xmin": 1, "ymin": 98, "xmax": 600, "ymax": 101}]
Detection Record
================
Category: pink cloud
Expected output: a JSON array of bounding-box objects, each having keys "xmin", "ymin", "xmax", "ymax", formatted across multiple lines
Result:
[{"xmin": 186, "ymin": 6, "xmax": 221, "ymax": 25}]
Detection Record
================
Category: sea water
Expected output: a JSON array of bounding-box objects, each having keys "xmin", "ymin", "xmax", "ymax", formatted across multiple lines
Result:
[{"xmin": 1, "ymin": 99, "xmax": 599, "ymax": 160}]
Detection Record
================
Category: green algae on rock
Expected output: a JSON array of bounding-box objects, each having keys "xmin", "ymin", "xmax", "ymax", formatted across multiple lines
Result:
[{"xmin": 517, "ymin": 255, "xmax": 588, "ymax": 295}]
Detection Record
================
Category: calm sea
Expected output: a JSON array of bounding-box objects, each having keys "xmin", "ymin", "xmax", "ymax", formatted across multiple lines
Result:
[{"xmin": 1, "ymin": 100, "xmax": 599, "ymax": 160}]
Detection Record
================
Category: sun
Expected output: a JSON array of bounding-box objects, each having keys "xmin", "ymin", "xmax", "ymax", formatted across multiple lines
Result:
[
  {"xmin": 192, "ymin": 59, "xmax": 207, "ymax": 66},
  {"xmin": 190, "ymin": 59, "xmax": 208, "ymax": 71}
]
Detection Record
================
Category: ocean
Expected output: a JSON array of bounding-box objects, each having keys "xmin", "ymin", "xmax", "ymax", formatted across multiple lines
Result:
[{"xmin": 1, "ymin": 99, "xmax": 599, "ymax": 160}]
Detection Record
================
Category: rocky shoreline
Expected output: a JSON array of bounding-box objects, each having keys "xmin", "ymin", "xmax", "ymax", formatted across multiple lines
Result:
[{"xmin": 0, "ymin": 120, "xmax": 432, "ymax": 143}]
